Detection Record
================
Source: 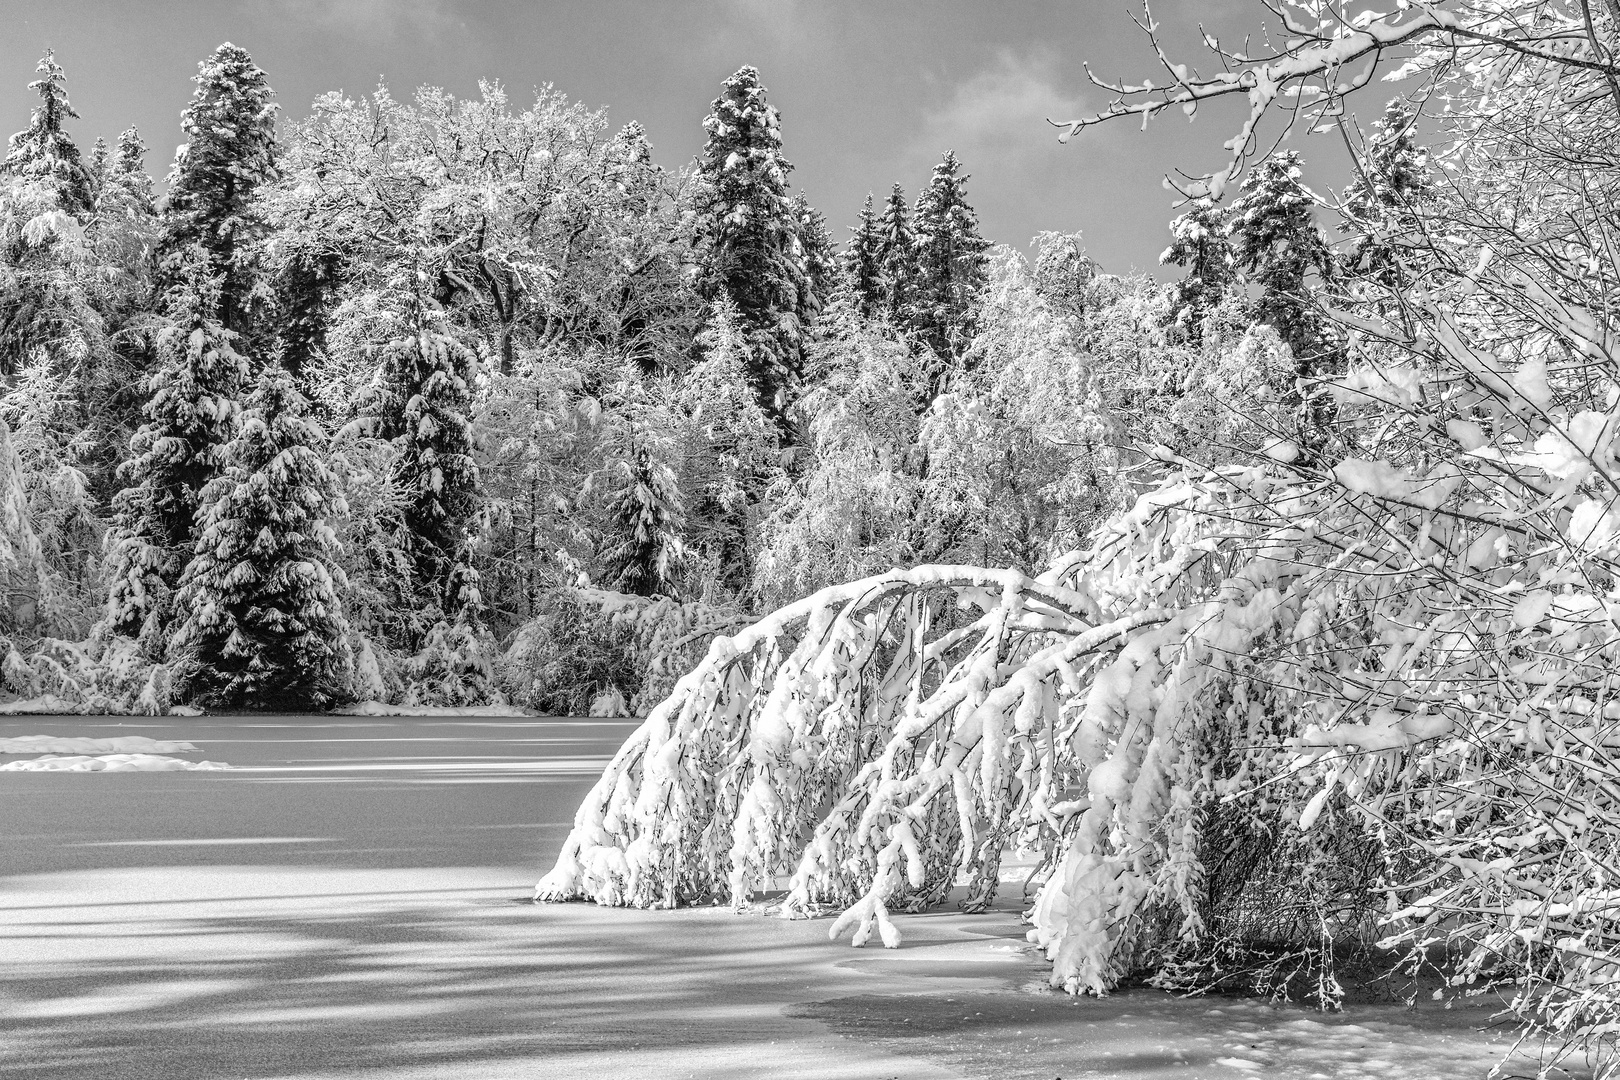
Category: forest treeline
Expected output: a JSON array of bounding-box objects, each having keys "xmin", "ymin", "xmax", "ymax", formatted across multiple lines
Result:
[{"xmin": 0, "ymin": 45, "xmax": 1357, "ymax": 713}]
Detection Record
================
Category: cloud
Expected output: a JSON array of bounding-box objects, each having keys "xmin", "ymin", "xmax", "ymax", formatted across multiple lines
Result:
[
  {"xmin": 256, "ymin": 0, "xmax": 456, "ymax": 41},
  {"xmin": 909, "ymin": 48, "xmax": 1096, "ymax": 169}
]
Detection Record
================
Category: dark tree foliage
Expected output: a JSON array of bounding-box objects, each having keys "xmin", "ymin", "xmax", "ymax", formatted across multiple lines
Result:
[
  {"xmin": 694, "ymin": 66, "xmax": 811, "ymax": 435},
  {"xmin": 157, "ymin": 43, "xmax": 279, "ymax": 337},
  {"xmin": 792, "ymin": 192, "xmax": 837, "ymax": 321},
  {"xmin": 1342, "ymin": 100, "xmax": 1436, "ymax": 291}
]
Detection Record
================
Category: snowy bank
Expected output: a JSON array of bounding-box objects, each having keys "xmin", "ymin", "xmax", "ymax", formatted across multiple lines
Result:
[
  {"xmin": 0, "ymin": 753, "xmax": 230, "ymax": 772},
  {"xmin": 336, "ymin": 700, "xmax": 534, "ymax": 717},
  {"xmin": 0, "ymin": 735, "xmax": 200, "ymax": 755}
]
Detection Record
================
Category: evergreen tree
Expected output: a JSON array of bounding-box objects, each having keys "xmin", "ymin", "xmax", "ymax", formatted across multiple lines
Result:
[
  {"xmin": 1032, "ymin": 230, "xmax": 1095, "ymax": 321},
  {"xmin": 1159, "ymin": 197, "xmax": 1235, "ymax": 340},
  {"xmin": 104, "ymin": 265, "xmax": 250, "ymax": 643},
  {"xmin": 843, "ymin": 193, "xmax": 885, "ymax": 318},
  {"xmin": 908, "ymin": 150, "xmax": 990, "ymax": 394},
  {"xmin": 1226, "ymin": 150, "xmax": 1334, "ymax": 375},
  {"xmin": 2, "ymin": 51, "xmax": 93, "ymax": 215},
  {"xmin": 875, "ymin": 183, "xmax": 916, "ymax": 319},
  {"xmin": 599, "ymin": 438, "xmax": 685, "ymax": 598},
  {"xmin": 273, "ymin": 239, "xmax": 341, "ymax": 380},
  {"xmin": 158, "ymin": 43, "xmax": 279, "ymax": 335},
  {"xmin": 693, "ymin": 66, "xmax": 810, "ymax": 435},
  {"xmin": 1342, "ymin": 100, "xmax": 1435, "ymax": 288},
  {"xmin": 370, "ymin": 328, "xmax": 482, "ymax": 632},
  {"xmin": 792, "ymin": 192, "xmax": 836, "ymax": 320},
  {"xmin": 87, "ymin": 136, "xmax": 109, "ymax": 193},
  {"xmin": 171, "ymin": 363, "xmax": 351, "ymax": 708},
  {"xmin": 109, "ymin": 128, "xmax": 155, "ymax": 217}
]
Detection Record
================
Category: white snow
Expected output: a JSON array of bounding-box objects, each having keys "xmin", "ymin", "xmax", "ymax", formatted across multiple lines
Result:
[
  {"xmin": 335, "ymin": 700, "xmax": 533, "ymax": 717},
  {"xmin": 0, "ymin": 734, "xmax": 200, "ymax": 754},
  {"xmin": 0, "ymin": 694, "xmax": 89, "ymax": 715},
  {"xmin": 0, "ymin": 753, "xmax": 229, "ymax": 772}
]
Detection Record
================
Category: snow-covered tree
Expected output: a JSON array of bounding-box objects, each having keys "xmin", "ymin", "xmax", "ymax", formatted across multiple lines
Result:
[
  {"xmin": 792, "ymin": 192, "xmax": 836, "ymax": 319},
  {"xmin": 104, "ymin": 264, "xmax": 250, "ymax": 645},
  {"xmin": 1341, "ymin": 100, "xmax": 1436, "ymax": 293},
  {"xmin": 907, "ymin": 152, "xmax": 990, "ymax": 402},
  {"xmin": 842, "ymin": 193, "xmax": 885, "ymax": 318},
  {"xmin": 3, "ymin": 51, "xmax": 93, "ymax": 216},
  {"xmin": 875, "ymin": 183, "xmax": 916, "ymax": 319},
  {"xmin": 368, "ymin": 327, "xmax": 482, "ymax": 629},
  {"xmin": 170, "ymin": 363, "xmax": 350, "ymax": 708},
  {"xmin": 158, "ymin": 43, "xmax": 279, "ymax": 335},
  {"xmin": 597, "ymin": 436, "xmax": 685, "ymax": 599},
  {"xmin": 693, "ymin": 66, "xmax": 811, "ymax": 435},
  {"xmin": 1226, "ymin": 151, "xmax": 1333, "ymax": 371},
  {"xmin": 1159, "ymin": 197, "xmax": 1233, "ymax": 339}
]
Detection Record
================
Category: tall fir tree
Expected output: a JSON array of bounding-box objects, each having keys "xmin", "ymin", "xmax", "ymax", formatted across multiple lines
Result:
[
  {"xmin": 876, "ymin": 183, "xmax": 916, "ymax": 319},
  {"xmin": 109, "ymin": 127, "xmax": 156, "ymax": 217},
  {"xmin": 1226, "ymin": 150, "xmax": 1335, "ymax": 374},
  {"xmin": 369, "ymin": 327, "xmax": 483, "ymax": 634},
  {"xmin": 2, "ymin": 50, "xmax": 93, "ymax": 215},
  {"xmin": 843, "ymin": 193, "xmax": 885, "ymax": 318},
  {"xmin": 693, "ymin": 65, "xmax": 811, "ymax": 435},
  {"xmin": 158, "ymin": 43, "xmax": 279, "ymax": 335},
  {"xmin": 104, "ymin": 264, "xmax": 250, "ymax": 644},
  {"xmin": 792, "ymin": 192, "xmax": 836, "ymax": 321},
  {"xmin": 1159, "ymin": 197, "xmax": 1235, "ymax": 340},
  {"xmin": 170, "ymin": 363, "xmax": 351, "ymax": 708},
  {"xmin": 908, "ymin": 150, "xmax": 990, "ymax": 395}
]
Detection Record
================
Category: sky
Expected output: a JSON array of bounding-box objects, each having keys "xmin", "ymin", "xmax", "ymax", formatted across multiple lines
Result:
[{"xmin": 0, "ymin": 0, "xmax": 1364, "ymax": 276}]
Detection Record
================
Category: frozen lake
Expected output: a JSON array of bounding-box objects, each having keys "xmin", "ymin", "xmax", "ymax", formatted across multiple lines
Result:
[{"xmin": 0, "ymin": 715, "xmax": 1587, "ymax": 1079}]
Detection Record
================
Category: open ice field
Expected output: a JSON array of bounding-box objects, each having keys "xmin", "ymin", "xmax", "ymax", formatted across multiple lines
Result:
[{"xmin": 0, "ymin": 714, "xmax": 1591, "ymax": 1079}]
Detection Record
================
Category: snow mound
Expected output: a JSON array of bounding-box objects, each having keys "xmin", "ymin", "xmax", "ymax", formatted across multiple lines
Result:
[
  {"xmin": 336, "ymin": 701, "xmax": 533, "ymax": 717},
  {"xmin": 0, "ymin": 753, "xmax": 229, "ymax": 772},
  {"xmin": 0, "ymin": 735, "xmax": 200, "ymax": 755},
  {"xmin": 0, "ymin": 694, "xmax": 89, "ymax": 715}
]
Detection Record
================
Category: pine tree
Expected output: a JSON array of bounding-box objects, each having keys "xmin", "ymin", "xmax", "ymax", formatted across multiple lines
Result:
[
  {"xmin": 158, "ymin": 43, "xmax": 279, "ymax": 335},
  {"xmin": 693, "ymin": 66, "xmax": 810, "ymax": 435},
  {"xmin": 370, "ymin": 329, "xmax": 482, "ymax": 631},
  {"xmin": 170, "ymin": 363, "xmax": 351, "ymax": 708},
  {"xmin": 908, "ymin": 151, "xmax": 990, "ymax": 394},
  {"xmin": 273, "ymin": 240, "xmax": 341, "ymax": 380},
  {"xmin": 792, "ymin": 192, "xmax": 836, "ymax": 321},
  {"xmin": 876, "ymin": 183, "xmax": 916, "ymax": 319},
  {"xmin": 1159, "ymin": 197, "xmax": 1235, "ymax": 339},
  {"xmin": 104, "ymin": 265, "xmax": 250, "ymax": 643},
  {"xmin": 843, "ymin": 193, "xmax": 885, "ymax": 318},
  {"xmin": 2, "ymin": 51, "xmax": 93, "ymax": 215},
  {"xmin": 1226, "ymin": 150, "xmax": 1334, "ymax": 375},
  {"xmin": 599, "ymin": 439, "xmax": 685, "ymax": 598}
]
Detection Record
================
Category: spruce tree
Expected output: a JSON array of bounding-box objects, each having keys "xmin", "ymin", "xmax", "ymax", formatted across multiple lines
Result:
[
  {"xmin": 1226, "ymin": 150, "xmax": 1334, "ymax": 374},
  {"xmin": 1342, "ymin": 100, "xmax": 1435, "ymax": 288},
  {"xmin": 843, "ymin": 193, "xmax": 885, "ymax": 318},
  {"xmin": 158, "ymin": 43, "xmax": 279, "ymax": 335},
  {"xmin": 109, "ymin": 128, "xmax": 156, "ymax": 217},
  {"xmin": 2, "ymin": 51, "xmax": 93, "ymax": 215},
  {"xmin": 370, "ymin": 328, "xmax": 482, "ymax": 631},
  {"xmin": 105, "ymin": 264, "xmax": 250, "ymax": 643},
  {"xmin": 599, "ymin": 439, "xmax": 685, "ymax": 598},
  {"xmin": 1160, "ymin": 197, "xmax": 1235, "ymax": 340},
  {"xmin": 170, "ymin": 363, "xmax": 350, "ymax": 708},
  {"xmin": 876, "ymin": 183, "xmax": 916, "ymax": 319},
  {"xmin": 693, "ymin": 66, "xmax": 810, "ymax": 435},
  {"xmin": 908, "ymin": 151, "xmax": 990, "ymax": 394},
  {"xmin": 792, "ymin": 192, "xmax": 836, "ymax": 320}
]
